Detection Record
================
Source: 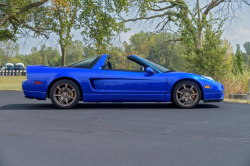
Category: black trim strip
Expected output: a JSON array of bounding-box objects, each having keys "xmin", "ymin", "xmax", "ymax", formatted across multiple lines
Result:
[
  {"xmin": 203, "ymin": 99, "xmax": 223, "ymax": 103},
  {"xmin": 101, "ymin": 69, "xmax": 146, "ymax": 73}
]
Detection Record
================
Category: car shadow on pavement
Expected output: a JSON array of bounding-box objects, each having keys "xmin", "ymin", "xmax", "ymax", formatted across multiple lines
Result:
[{"xmin": 0, "ymin": 103, "xmax": 219, "ymax": 110}]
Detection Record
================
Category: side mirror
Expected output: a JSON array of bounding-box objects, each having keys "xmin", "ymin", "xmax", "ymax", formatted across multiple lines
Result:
[{"xmin": 146, "ymin": 67, "xmax": 155, "ymax": 75}]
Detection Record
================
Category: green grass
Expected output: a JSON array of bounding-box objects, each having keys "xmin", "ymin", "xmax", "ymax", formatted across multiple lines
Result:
[{"xmin": 0, "ymin": 76, "xmax": 26, "ymax": 90}]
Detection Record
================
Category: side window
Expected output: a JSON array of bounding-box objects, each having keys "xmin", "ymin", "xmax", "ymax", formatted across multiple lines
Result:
[
  {"xmin": 108, "ymin": 56, "xmax": 144, "ymax": 71},
  {"xmin": 67, "ymin": 56, "xmax": 100, "ymax": 68}
]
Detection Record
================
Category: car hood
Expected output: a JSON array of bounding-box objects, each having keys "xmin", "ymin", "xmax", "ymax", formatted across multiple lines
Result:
[{"xmin": 163, "ymin": 71, "xmax": 217, "ymax": 82}]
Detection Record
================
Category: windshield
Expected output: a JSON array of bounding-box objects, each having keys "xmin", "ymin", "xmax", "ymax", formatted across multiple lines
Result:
[
  {"xmin": 136, "ymin": 56, "xmax": 170, "ymax": 72},
  {"xmin": 67, "ymin": 56, "xmax": 100, "ymax": 68}
]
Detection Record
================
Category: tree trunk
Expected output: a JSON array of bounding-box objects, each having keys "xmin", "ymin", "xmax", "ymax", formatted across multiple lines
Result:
[
  {"xmin": 197, "ymin": 0, "xmax": 202, "ymax": 48},
  {"xmin": 197, "ymin": 28, "xmax": 202, "ymax": 48},
  {"xmin": 61, "ymin": 45, "xmax": 66, "ymax": 66}
]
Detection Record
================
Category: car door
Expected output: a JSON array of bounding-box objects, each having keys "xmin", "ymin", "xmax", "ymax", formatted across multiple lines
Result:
[{"xmin": 99, "ymin": 69, "xmax": 168, "ymax": 98}]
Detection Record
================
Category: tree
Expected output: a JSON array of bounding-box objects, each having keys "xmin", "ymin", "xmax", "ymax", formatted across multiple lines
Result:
[
  {"xmin": 66, "ymin": 40, "xmax": 85, "ymax": 65},
  {"xmin": 40, "ymin": 44, "xmax": 49, "ymax": 66},
  {"xmin": 0, "ymin": 47, "xmax": 3, "ymax": 65},
  {"xmin": 0, "ymin": 0, "xmax": 50, "ymax": 41},
  {"xmin": 29, "ymin": 44, "xmax": 61, "ymax": 66},
  {"xmin": 120, "ymin": 0, "xmax": 250, "ymax": 52},
  {"xmin": 183, "ymin": 14, "xmax": 228, "ymax": 79},
  {"xmin": 27, "ymin": 47, "xmax": 43, "ymax": 65},
  {"xmin": 123, "ymin": 31, "xmax": 186, "ymax": 70},
  {"xmin": 41, "ymin": 0, "xmax": 130, "ymax": 66},
  {"xmin": 223, "ymin": 38, "xmax": 233, "ymax": 71},
  {"xmin": 1, "ymin": 0, "xmax": 130, "ymax": 66},
  {"xmin": 43, "ymin": 0, "xmax": 81, "ymax": 66},
  {"xmin": 234, "ymin": 44, "xmax": 244, "ymax": 74},
  {"xmin": 243, "ymin": 41, "xmax": 250, "ymax": 55},
  {"xmin": 0, "ymin": 40, "xmax": 19, "ymax": 66},
  {"xmin": 9, "ymin": 57, "xmax": 22, "ymax": 64},
  {"xmin": 243, "ymin": 41, "xmax": 250, "ymax": 67}
]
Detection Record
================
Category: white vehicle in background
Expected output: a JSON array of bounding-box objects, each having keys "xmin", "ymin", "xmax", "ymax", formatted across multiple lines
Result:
[
  {"xmin": 4, "ymin": 63, "xmax": 14, "ymax": 70},
  {"xmin": 14, "ymin": 63, "xmax": 26, "ymax": 70}
]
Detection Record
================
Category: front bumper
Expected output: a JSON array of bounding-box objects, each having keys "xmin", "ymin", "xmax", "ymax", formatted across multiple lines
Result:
[{"xmin": 203, "ymin": 81, "xmax": 224, "ymax": 102}]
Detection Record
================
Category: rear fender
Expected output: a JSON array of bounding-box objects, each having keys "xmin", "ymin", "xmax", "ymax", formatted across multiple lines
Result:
[{"xmin": 47, "ymin": 74, "xmax": 83, "ymax": 98}]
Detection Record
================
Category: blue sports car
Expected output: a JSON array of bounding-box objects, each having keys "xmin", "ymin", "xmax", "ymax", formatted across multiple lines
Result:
[{"xmin": 22, "ymin": 54, "xmax": 224, "ymax": 109}]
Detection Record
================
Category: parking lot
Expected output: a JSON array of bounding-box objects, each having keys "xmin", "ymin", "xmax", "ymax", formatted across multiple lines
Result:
[{"xmin": 0, "ymin": 91, "xmax": 249, "ymax": 166}]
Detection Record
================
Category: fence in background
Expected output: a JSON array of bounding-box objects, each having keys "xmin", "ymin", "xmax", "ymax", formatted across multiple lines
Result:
[{"xmin": 0, "ymin": 70, "xmax": 27, "ymax": 76}]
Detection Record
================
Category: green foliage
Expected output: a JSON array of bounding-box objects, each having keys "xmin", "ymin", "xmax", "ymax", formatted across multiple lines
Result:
[
  {"xmin": 40, "ymin": 45, "xmax": 49, "ymax": 66},
  {"xmin": 79, "ymin": 0, "xmax": 129, "ymax": 47},
  {"xmin": 1, "ymin": 0, "xmax": 130, "ymax": 66},
  {"xmin": 37, "ymin": 0, "xmax": 130, "ymax": 66},
  {"xmin": 243, "ymin": 41, "xmax": 250, "ymax": 55},
  {"xmin": 123, "ymin": 31, "xmax": 186, "ymax": 71},
  {"xmin": 0, "ymin": 40, "xmax": 19, "ymax": 66},
  {"xmin": 66, "ymin": 40, "xmax": 85, "ymax": 65},
  {"xmin": 0, "ymin": 0, "xmax": 50, "ymax": 40},
  {"xmin": 181, "ymin": 13, "xmax": 228, "ymax": 79},
  {"xmin": 0, "ymin": 40, "xmax": 98, "ymax": 67},
  {"xmin": 234, "ymin": 44, "xmax": 244, "ymax": 74}
]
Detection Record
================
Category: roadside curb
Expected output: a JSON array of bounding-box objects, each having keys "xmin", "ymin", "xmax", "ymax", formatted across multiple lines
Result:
[{"xmin": 224, "ymin": 98, "xmax": 250, "ymax": 104}]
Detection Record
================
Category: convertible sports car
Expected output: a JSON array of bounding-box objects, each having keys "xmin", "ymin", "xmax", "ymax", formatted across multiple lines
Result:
[{"xmin": 22, "ymin": 54, "xmax": 224, "ymax": 109}]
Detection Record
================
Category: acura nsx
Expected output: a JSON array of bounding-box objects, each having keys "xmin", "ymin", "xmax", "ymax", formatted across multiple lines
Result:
[{"xmin": 22, "ymin": 54, "xmax": 224, "ymax": 109}]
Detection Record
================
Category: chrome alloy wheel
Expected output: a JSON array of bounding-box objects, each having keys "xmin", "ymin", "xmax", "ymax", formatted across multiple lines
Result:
[
  {"xmin": 53, "ymin": 83, "xmax": 76, "ymax": 106},
  {"xmin": 176, "ymin": 83, "xmax": 199, "ymax": 107}
]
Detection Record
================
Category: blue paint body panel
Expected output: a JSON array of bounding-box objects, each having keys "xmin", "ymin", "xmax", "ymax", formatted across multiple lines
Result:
[
  {"xmin": 22, "ymin": 54, "xmax": 224, "ymax": 102},
  {"xmin": 100, "ymin": 70, "xmax": 167, "ymax": 98}
]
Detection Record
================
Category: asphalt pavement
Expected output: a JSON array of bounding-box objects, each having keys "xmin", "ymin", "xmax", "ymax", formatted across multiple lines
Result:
[{"xmin": 0, "ymin": 91, "xmax": 249, "ymax": 166}]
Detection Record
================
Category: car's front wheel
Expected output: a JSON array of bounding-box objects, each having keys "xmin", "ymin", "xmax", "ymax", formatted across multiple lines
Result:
[
  {"xmin": 172, "ymin": 81, "xmax": 201, "ymax": 108},
  {"xmin": 50, "ymin": 79, "xmax": 80, "ymax": 109}
]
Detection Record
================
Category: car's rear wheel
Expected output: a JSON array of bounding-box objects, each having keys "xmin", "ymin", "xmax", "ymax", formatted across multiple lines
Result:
[
  {"xmin": 50, "ymin": 79, "xmax": 80, "ymax": 109},
  {"xmin": 172, "ymin": 81, "xmax": 201, "ymax": 108}
]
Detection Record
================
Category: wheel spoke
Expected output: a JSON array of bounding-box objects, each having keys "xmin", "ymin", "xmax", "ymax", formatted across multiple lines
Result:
[
  {"xmin": 56, "ymin": 86, "xmax": 62, "ymax": 92},
  {"xmin": 178, "ymin": 96, "xmax": 185, "ymax": 101},
  {"xmin": 59, "ymin": 97, "xmax": 64, "ymax": 103},
  {"xmin": 65, "ymin": 98, "xmax": 68, "ymax": 105},
  {"xmin": 68, "ymin": 96, "xmax": 75, "ymax": 100},
  {"xmin": 65, "ymin": 83, "xmax": 68, "ymax": 90},
  {"xmin": 177, "ymin": 90, "xmax": 183, "ymax": 94},
  {"xmin": 191, "ymin": 93, "xmax": 198, "ymax": 96},
  {"xmin": 189, "ymin": 97, "xmax": 194, "ymax": 103},
  {"xmin": 184, "ymin": 98, "xmax": 188, "ymax": 105},
  {"xmin": 68, "ymin": 89, "xmax": 75, "ymax": 94},
  {"xmin": 183, "ymin": 84, "xmax": 186, "ymax": 91},
  {"xmin": 190, "ymin": 85, "xmax": 194, "ymax": 92},
  {"xmin": 54, "ymin": 94, "xmax": 62, "ymax": 97}
]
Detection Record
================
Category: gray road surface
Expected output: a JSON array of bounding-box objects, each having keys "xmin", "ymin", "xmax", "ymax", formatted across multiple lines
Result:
[{"xmin": 0, "ymin": 91, "xmax": 249, "ymax": 166}]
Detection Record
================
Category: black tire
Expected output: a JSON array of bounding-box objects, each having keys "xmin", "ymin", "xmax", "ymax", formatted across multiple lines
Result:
[
  {"xmin": 172, "ymin": 81, "xmax": 201, "ymax": 109},
  {"xmin": 50, "ymin": 79, "xmax": 80, "ymax": 109}
]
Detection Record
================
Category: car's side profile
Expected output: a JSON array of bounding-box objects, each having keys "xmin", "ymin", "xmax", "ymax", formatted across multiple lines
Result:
[{"xmin": 22, "ymin": 54, "xmax": 224, "ymax": 109}]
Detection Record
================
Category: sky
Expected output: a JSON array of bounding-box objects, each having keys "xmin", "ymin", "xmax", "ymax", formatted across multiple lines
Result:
[{"xmin": 18, "ymin": 2, "xmax": 250, "ymax": 55}]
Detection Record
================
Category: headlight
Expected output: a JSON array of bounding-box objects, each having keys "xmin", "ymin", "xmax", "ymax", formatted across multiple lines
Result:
[{"xmin": 204, "ymin": 76, "xmax": 214, "ymax": 81}]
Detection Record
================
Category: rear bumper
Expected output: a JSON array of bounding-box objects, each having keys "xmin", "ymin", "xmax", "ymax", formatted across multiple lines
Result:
[{"xmin": 23, "ymin": 90, "xmax": 46, "ymax": 100}]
